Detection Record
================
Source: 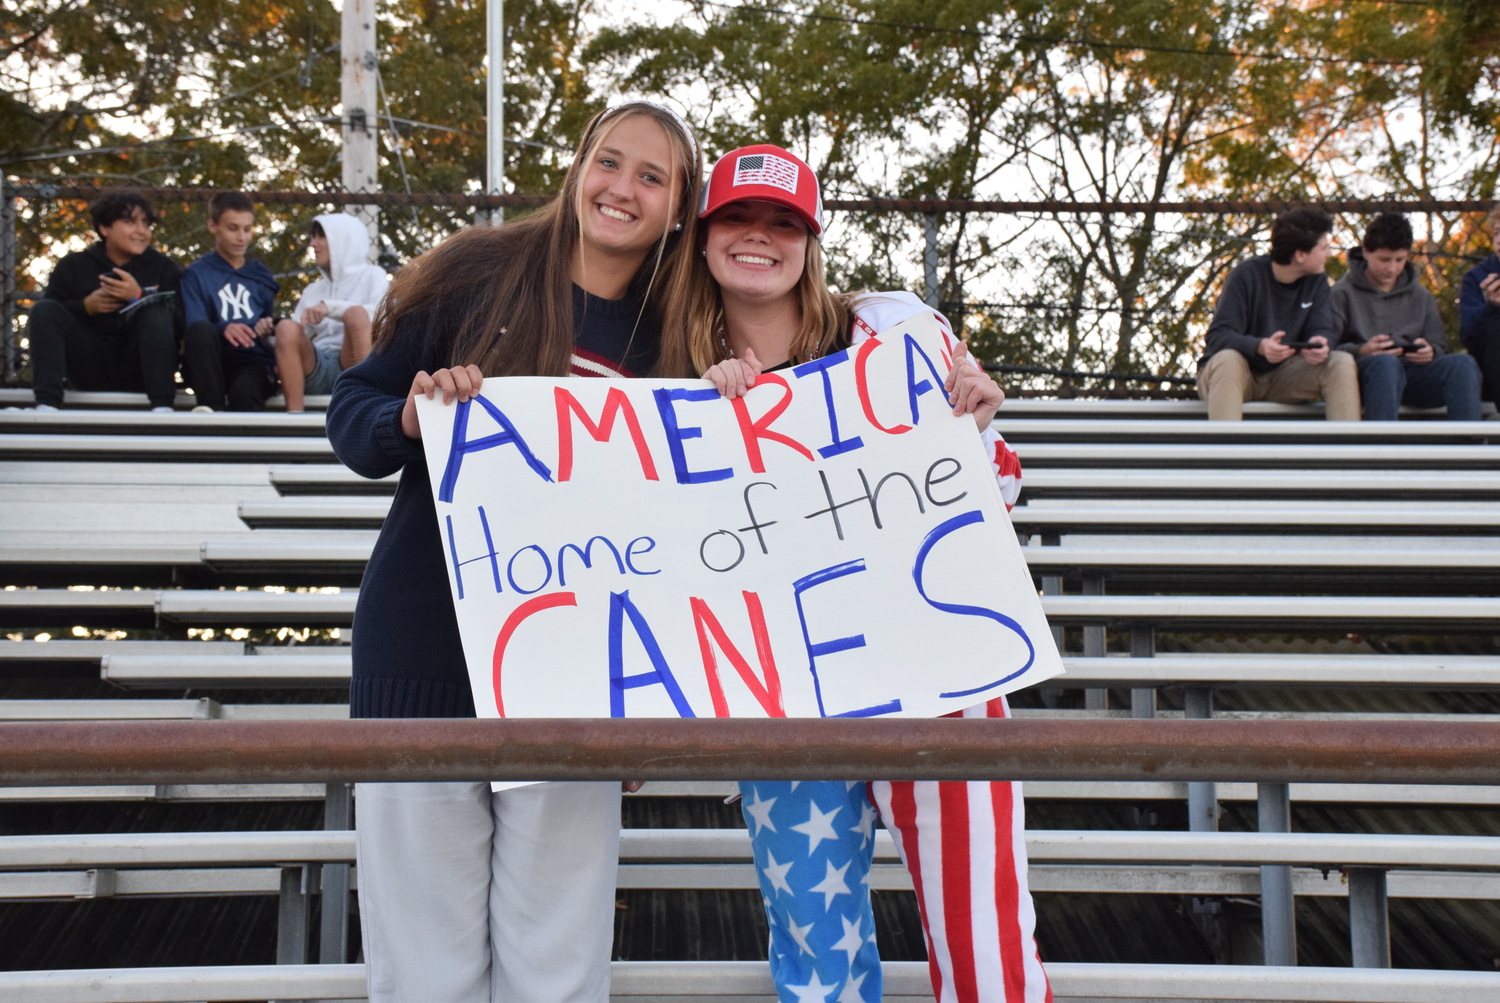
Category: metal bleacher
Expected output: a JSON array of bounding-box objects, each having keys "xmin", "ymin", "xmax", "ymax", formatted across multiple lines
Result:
[{"xmin": 3, "ymin": 395, "xmax": 1500, "ymax": 1002}]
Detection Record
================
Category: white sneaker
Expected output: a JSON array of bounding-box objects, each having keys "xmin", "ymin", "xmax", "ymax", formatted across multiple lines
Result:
[
  {"xmin": 190, "ymin": 405, "xmax": 215, "ymax": 413},
  {"xmin": 151, "ymin": 406, "xmax": 175, "ymax": 413},
  {"xmin": 6, "ymin": 403, "xmax": 61, "ymax": 412}
]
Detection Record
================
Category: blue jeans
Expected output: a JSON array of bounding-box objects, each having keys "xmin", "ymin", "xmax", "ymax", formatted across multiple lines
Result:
[{"xmin": 1356, "ymin": 351, "xmax": 1482, "ymax": 421}]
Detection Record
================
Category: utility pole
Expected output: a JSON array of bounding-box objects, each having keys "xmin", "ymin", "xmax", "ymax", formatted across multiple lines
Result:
[
  {"xmin": 342, "ymin": 0, "xmax": 379, "ymax": 255},
  {"xmin": 486, "ymin": 0, "xmax": 505, "ymax": 225}
]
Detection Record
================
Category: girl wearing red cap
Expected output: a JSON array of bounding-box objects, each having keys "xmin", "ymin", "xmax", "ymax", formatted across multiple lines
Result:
[{"xmin": 664, "ymin": 145, "xmax": 1047, "ymax": 1003}]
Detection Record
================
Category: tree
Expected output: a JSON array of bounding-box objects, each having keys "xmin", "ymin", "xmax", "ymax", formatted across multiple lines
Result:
[
  {"xmin": 593, "ymin": 0, "xmax": 1499, "ymax": 393},
  {"xmin": 4, "ymin": 0, "xmax": 606, "ymax": 274}
]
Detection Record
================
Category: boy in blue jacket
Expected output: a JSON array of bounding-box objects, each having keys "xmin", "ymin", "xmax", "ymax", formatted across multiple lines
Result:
[
  {"xmin": 180, "ymin": 191, "xmax": 280, "ymax": 411},
  {"xmin": 1460, "ymin": 202, "xmax": 1500, "ymax": 406}
]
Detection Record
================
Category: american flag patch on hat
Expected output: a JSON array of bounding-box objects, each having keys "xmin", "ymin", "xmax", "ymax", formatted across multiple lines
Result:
[{"xmin": 733, "ymin": 153, "xmax": 799, "ymax": 194}]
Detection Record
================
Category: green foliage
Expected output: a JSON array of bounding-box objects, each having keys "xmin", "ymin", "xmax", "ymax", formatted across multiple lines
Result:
[{"xmin": 6, "ymin": 0, "xmax": 1498, "ymax": 394}]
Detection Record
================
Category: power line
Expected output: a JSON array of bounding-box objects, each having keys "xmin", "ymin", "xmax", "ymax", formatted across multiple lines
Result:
[{"xmin": 701, "ymin": 0, "xmax": 1472, "ymax": 69}]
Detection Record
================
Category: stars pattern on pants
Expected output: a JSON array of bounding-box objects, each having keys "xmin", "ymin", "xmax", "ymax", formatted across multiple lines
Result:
[{"xmin": 742, "ymin": 781, "xmax": 880, "ymax": 1003}]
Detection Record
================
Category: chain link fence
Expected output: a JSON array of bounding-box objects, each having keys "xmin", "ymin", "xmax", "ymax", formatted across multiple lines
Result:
[{"xmin": 3, "ymin": 182, "xmax": 1492, "ymax": 397}]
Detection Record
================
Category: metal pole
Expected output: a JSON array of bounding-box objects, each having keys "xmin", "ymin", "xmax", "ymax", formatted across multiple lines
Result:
[
  {"xmin": 1129, "ymin": 626, "xmax": 1156, "ymax": 719},
  {"xmin": 923, "ymin": 212, "xmax": 939, "ymax": 308},
  {"xmin": 1, "ymin": 178, "xmax": 16, "ymax": 384},
  {"xmin": 1258, "ymin": 781, "xmax": 1296, "ymax": 966},
  {"xmin": 485, "ymin": 0, "xmax": 505, "ymax": 225},
  {"xmin": 1184, "ymin": 688, "xmax": 1218, "ymax": 832},
  {"xmin": 1348, "ymin": 867, "xmax": 1392, "ymax": 968},
  {"xmin": 341, "ymin": 0, "xmax": 380, "ymax": 247},
  {"xmin": 1082, "ymin": 575, "xmax": 1107, "ymax": 711},
  {"xmin": 318, "ymin": 784, "xmax": 353, "ymax": 964}
]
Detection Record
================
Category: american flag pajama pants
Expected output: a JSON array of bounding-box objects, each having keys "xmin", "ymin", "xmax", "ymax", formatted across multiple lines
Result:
[{"xmin": 738, "ymin": 695, "xmax": 1050, "ymax": 1003}]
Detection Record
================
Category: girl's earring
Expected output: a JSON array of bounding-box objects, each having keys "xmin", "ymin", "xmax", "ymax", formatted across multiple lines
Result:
[{"xmin": 673, "ymin": 222, "xmax": 683, "ymax": 232}]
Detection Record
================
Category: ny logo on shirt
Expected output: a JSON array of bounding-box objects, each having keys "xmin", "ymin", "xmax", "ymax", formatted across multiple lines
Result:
[{"xmin": 218, "ymin": 283, "xmax": 254, "ymax": 320}]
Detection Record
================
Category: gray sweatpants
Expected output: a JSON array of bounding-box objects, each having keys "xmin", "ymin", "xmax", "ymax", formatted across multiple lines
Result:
[{"xmin": 355, "ymin": 780, "xmax": 622, "ymax": 1002}]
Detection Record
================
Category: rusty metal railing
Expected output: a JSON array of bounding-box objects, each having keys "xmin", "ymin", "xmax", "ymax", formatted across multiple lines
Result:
[{"xmin": 3, "ymin": 718, "xmax": 1498, "ymax": 787}]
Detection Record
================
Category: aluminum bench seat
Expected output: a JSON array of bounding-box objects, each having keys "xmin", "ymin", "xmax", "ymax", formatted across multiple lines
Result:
[
  {"xmin": 4, "ymin": 960, "xmax": 1488, "ymax": 1003},
  {"xmin": 0, "ymin": 700, "xmax": 350, "ymax": 721},
  {"xmin": 8, "ymin": 827, "xmax": 1498, "ymax": 875},
  {"xmin": 1012, "ymin": 441, "xmax": 1500, "ymax": 469},
  {"xmin": 994, "ymin": 396, "xmax": 1498, "ymax": 421},
  {"xmin": 0, "ymin": 388, "xmax": 331, "ymax": 411},
  {"xmin": 3, "ymin": 777, "xmax": 1497, "ymax": 808},
  {"xmin": 1011, "ymin": 501, "xmax": 1500, "ymax": 537},
  {"xmin": 8, "ymin": 589, "xmax": 1499, "ymax": 630},
  {"xmin": 1021, "ymin": 466, "xmax": 1500, "ymax": 500},
  {"xmin": 0, "ymin": 433, "xmax": 336, "ymax": 463},
  {"xmin": 93, "ymin": 650, "xmax": 1500, "ymax": 690},
  {"xmin": 998, "ymin": 417, "xmax": 1500, "ymax": 445},
  {"xmin": 0, "ymin": 639, "xmax": 245, "ymax": 664},
  {"xmin": 269, "ymin": 464, "xmax": 396, "ymax": 495},
  {"xmin": 0, "ymin": 409, "xmax": 327, "ymax": 437},
  {"xmin": 0, "ymin": 783, "xmax": 327, "ymax": 804},
  {"xmin": 102, "ymin": 653, "xmax": 352, "ymax": 688},
  {"xmin": 240, "ymin": 496, "xmax": 1500, "ymax": 535}
]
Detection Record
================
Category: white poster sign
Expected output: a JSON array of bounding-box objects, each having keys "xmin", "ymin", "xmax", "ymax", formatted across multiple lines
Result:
[{"xmin": 417, "ymin": 314, "xmax": 1063, "ymax": 722}]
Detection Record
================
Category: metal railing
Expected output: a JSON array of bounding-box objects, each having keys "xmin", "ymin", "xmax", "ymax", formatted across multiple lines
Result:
[
  {"xmin": 4, "ymin": 717, "xmax": 1500, "ymax": 787},
  {"xmin": 5, "ymin": 716, "xmax": 1500, "ymax": 990}
]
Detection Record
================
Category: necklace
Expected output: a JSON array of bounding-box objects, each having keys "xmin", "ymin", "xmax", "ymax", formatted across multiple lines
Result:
[{"xmin": 718, "ymin": 325, "xmax": 825, "ymax": 365}]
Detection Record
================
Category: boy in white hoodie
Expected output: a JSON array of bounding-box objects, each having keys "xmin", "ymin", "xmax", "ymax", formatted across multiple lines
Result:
[{"xmin": 274, "ymin": 213, "xmax": 389, "ymax": 411}]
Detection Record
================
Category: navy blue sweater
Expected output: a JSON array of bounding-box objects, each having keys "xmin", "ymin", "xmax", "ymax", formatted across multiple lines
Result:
[{"xmin": 326, "ymin": 284, "xmax": 658, "ymax": 719}]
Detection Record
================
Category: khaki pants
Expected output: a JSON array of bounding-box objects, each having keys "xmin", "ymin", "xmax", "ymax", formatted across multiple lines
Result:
[{"xmin": 1197, "ymin": 349, "xmax": 1360, "ymax": 420}]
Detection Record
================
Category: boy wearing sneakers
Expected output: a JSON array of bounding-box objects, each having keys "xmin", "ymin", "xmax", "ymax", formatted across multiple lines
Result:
[
  {"xmin": 273, "ymin": 214, "xmax": 388, "ymax": 412},
  {"xmin": 180, "ymin": 191, "xmax": 280, "ymax": 411}
]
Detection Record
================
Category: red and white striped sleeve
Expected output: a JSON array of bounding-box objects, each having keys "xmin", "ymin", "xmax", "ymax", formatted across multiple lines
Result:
[{"xmin": 847, "ymin": 291, "xmax": 1023, "ymax": 511}]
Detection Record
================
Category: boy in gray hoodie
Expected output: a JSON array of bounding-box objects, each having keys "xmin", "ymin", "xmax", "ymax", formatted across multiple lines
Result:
[{"xmin": 1332, "ymin": 213, "xmax": 1481, "ymax": 421}]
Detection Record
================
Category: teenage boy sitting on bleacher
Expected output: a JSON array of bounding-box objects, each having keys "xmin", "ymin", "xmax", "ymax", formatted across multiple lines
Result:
[
  {"xmin": 1460, "ymin": 202, "xmax": 1500, "ymax": 408},
  {"xmin": 26, "ymin": 190, "xmax": 181, "ymax": 412},
  {"xmin": 272, "ymin": 214, "xmax": 388, "ymax": 413},
  {"xmin": 1331, "ymin": 212, "xmax": 1481, "ymax": 421},
  {"xmin": 1197, "ymin": 207, "xmax": 1359, "ymax": 421},
  {"xmin": 180, "ymin": 192, "xmax": 280, "ymax": 412}
]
